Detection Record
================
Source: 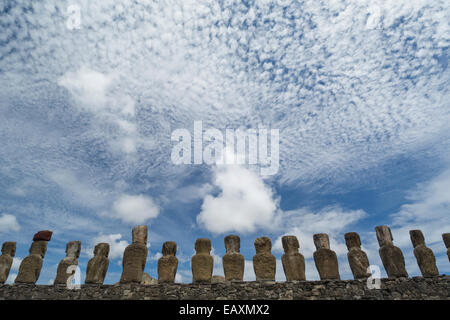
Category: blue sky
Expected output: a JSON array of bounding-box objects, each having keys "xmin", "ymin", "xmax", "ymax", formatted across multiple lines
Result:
[{"xmin": 0, "ymin": 0, "xmax": 449, "ymax": 284}]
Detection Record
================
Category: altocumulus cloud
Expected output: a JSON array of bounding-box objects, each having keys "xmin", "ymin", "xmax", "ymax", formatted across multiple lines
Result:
[
  {"xmin": 0, "ymin": 213, "xmax": 20, "ymax": 233},
  {"xmin": 0, "ymin": 0, "xmax": 449, "ymax": 283}
]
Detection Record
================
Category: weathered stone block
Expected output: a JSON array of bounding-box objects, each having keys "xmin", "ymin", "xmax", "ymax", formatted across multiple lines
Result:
[
  {"xmin": 211, "ymin": 275, "xmax": 226, "ymax": 283},
  {"xmin": 141, "ymin": 272, "xmax": 158, "ymax": 285}
]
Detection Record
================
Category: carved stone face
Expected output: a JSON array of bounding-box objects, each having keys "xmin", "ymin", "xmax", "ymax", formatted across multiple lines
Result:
[
  {"xmin": 409, "ymin": 230, "xmax": 425, "ymax": 248},
  {"xmin": 224, "ymin": 235, "xmax": 240, "ymax": 253},
  {"xmin": 313, "ymin": 233, "xmax": 330, "ymax": 250},
  {"xmin": 282, "ymin": 236, "xmax": 299, "ymax": 253},
  {"xmin": 66, "ymin": 241, "xmax": 81, "ymax": 258},
  {"xmin": 132, "ymin": 225, "xmax": 148, "ymax": 245},
  {"xmin": 254, "ymin": 237, "xmax": 272, "ymax": 254},
  {"xmin": 443, "ymin": 233, "xmax": 450, "ymax": 249},
  {"xmin": 162, "ymin": 241, "xmax": 177, "ymax": 256},
  {"xmin": 195, "ymin": 238, "xmax": 211, "ymax": 254},
  {"xmin": 375, "ymin": 226, "xmax": 393, "ymax": 247},
  {"xmin": 344, "ymin": 232, "xmax": 361, "ymax": 250},
  {"xmin": 1, "ymin": 242, "xmax": 16, "ymax": 256},
  {"xmin": 29, "ymin": 241, "xmax": 48, "ymax": 258},
  {"xmin": 94, "ymin": 243, "xmax": 110, "ymax": 258}
]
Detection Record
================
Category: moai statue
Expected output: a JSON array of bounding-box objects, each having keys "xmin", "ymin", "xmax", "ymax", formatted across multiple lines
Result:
[
  {"xmin": 0, "ymin": 242, "xmax": 16, "ymax": 283},
  {"xmin": 191, "ymin": 238, "xmax": 213, "ymax": 283},
  {"xmin": 15, "ymin": 240, "xmax": 50, "ymax": 283},
  {"xmin": 85, "ymin": 243, "xmax": 110, "ymax": 284},
  {"xmin": 158, "ymin": 241, "xmax": 178, "ymax": 283},
  {"xmin": 345, "ymin": 232, "xmax": 370, "ymax": 279},
  {"xmin": 410, "ymin": 230, "xmax": 438, "ymax": 277},
  {"xmin": 375, "ymin": 225, "xmax": 408, "ymax": 278},
  {"xmin": 281, "ymin": 235, "xmax": 305, "ymax": 281},
  {"xmin": 443, "ymin": 233, "xmax": 450, "ymax": 262},
  {"xmin": 313, "ymin": 233, "xmax": 340, "ymax": 280},
  {"xmin": 120, "ymin": 225, "xmax": 148, "ymax": 283},
  {"xmin": 54, "ymin": 241, "xmax": 81, "ymax": 285},
  {"xmin": 222, "ymin": 235, "xmax": 244, "ymax": 281},
  {"xmin": 253, "ymin": 237, "xmax": 276, "ymax": 281}
]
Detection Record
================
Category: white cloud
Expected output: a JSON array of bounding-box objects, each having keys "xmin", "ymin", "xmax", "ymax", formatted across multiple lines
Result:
[
  {"xmin": 243, "ymin": 260, "xmax": 255, "ymax": 281},
  {"xmin": 172, "ymin": 183, "xmax": 214, "ymax": 204},
  {"xmin": 197, "ymin": 164, "xmax": 279, "ymax": 234},
  {"xmin": 6, "ymin": 273, "xmax": 17, "ymax": 284},
  {"xmin": 149, "ymin": 252, "xmax": 162, "ymax": 261},
  {"xmin": 211, "ymin": 247, "xmax": 224, "ymax": 277},
  {"xmin": 11, "ymin": 257, "xmax": 22, "ymax": 272},
  {"xmin": 109, "ymin": 194, "xmax": 160, "ymax": 224},
  {"xmin": 57, "ymin": 67, "xmax": 113, "ymax": 110},
  {"xmin": 389, "ymin": 169, "xmax": 450, "ymax": 248},
  {"xmin": 175, "ymin": 272, "xmax": 183, "ymax": 283},
  {"xmin": 0, "ymin": 214, "xmax": 20, "ymax": 233},
  {"xmin": 87, "ymin": 234, "xmax": 129, "ymax": 260}
]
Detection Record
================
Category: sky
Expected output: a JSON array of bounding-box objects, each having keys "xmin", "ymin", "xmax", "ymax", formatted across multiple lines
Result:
[{"xmin": 0, "ymin": 0, "xmax": 449, "ymax": 285}]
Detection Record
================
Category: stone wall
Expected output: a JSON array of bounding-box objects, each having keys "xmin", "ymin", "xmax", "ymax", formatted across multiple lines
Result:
[{"xmin": 0, "ymin": 276, "xmax": 448, "ymax": 300}]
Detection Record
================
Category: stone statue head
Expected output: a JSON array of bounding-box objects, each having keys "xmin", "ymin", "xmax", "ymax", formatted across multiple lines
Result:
[
  {"xmin": 313, "ymin": 233, "xmax": 330, "ymax": 250},
  {"xmin": 132, "ymin": 225, "xmax": 148, "ymax": 245},
  {"xmin": 224, "ymin": 235, "xmax": 240, "ymax": 253},
  {"xmin": 375, "ymin": 225, "xmax": 393, "ymax": 247},
  {"xmin": 282, "ymin": 235, "xmax": 299, "ymax": 254},
  {"xmin": 344, "ymin": 232, "xmax": 361, "ymax": 250},
  {"xmin": 195, "ymin": 238, "xmax": 211, "ymax": 254},
  {"xmin": 66, "ymin": 241, "xmax": 81, "ymax": 258},
  {"xmin": 94, "ymin": 243, "xmax": 110, "ymax": 258},
  {"xmin": 409, "ymin": 230, "xmax": 425, "ymax": 248},
  {"xmin": 1, "ymin": 242, "xmax": 16, "ymax": 256},
  {"xmin": 29, "ymin": 241, "xmax": 48, "ymax": 258},
  {"xmin": 442, "ymin": 233, "xmax": 450, "ymax": 249},
  {"xmin": 162, "ymin": 241, "xmax": 177, "ymax": 256},
  {"xmin": 254, "ymin": 237, "xmax": 272, "ymax": 254}
]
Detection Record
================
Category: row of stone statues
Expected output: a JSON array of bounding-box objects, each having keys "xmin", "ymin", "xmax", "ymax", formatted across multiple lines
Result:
[{"xmin": 0, "ymin": 226, "xmax": 448, "ymax": 285}]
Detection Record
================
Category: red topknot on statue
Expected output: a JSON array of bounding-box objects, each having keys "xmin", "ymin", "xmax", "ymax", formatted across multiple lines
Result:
[{"xmin": 33, "ymin": 230, "xmax": 53, "ymax": 242}]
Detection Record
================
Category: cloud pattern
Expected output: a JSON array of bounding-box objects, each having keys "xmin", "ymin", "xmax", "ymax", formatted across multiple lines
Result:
[{"xmin": 0, "ymin": 0, "xmax": 448, "ymax": 283}]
